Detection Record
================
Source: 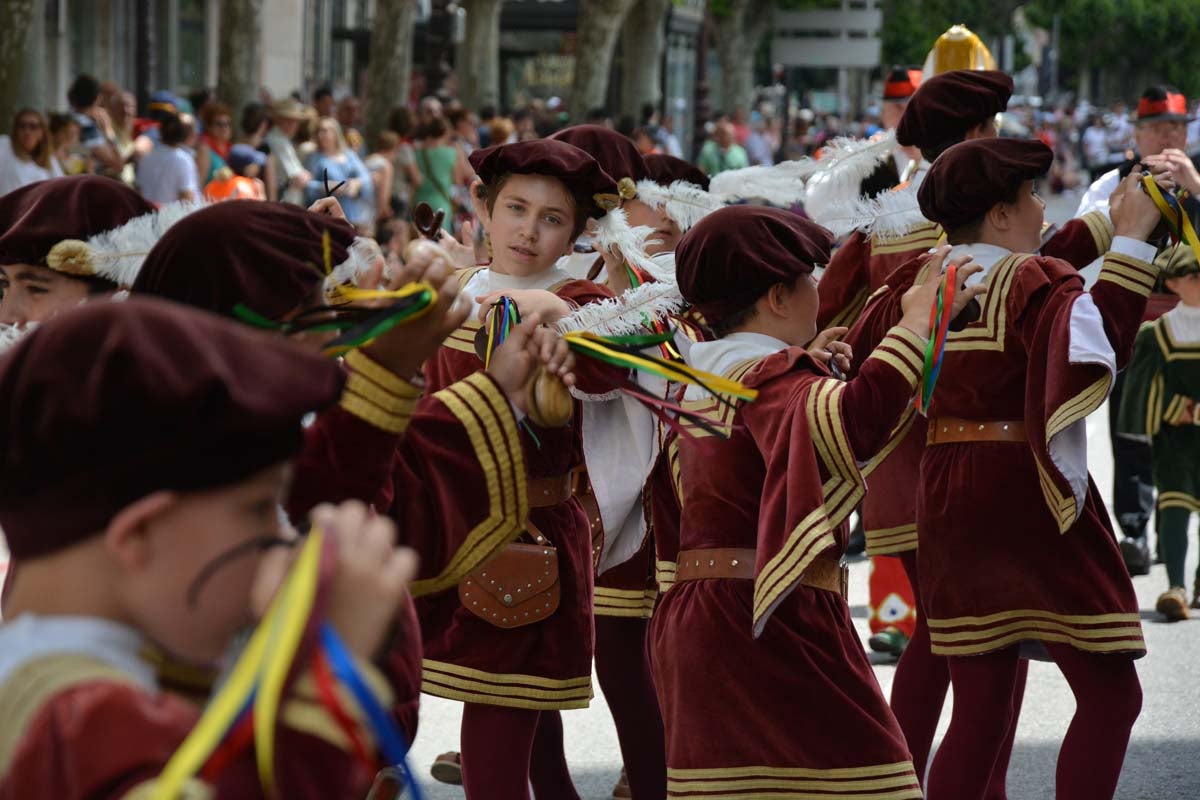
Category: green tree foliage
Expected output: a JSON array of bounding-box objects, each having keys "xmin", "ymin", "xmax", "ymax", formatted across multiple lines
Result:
[
  {"xmin": 878, "ymin": 0, "xmax": 1021, "ymax": 67},
  {"xmin": 1025, "ymin": 0, "xmax": 1200, "ymax": 99}
]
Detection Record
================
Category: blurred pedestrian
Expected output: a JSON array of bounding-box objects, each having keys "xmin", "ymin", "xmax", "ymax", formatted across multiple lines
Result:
[
  {"xmin": 136, "ymin": 112, "xmax": 199, "ymax": 204},
  {"xmin": 0, "ymin": 110, "xmax": 63, "ymax": 196},
  {"xmin": 195, "ymin": 102, "xmax": 234, "ymax": 186},
  {"xmin": 106, "ymin": 89, "xmax": 138, "ymax": 186},
  {"xmin": 66, "ymin": 74, "xmax": 124, "ymax": 175},
  {"xmin": 413, "ymin": 116, "xmax": 467, "ymax": 232},
  {"xmin": 265, "ymin": 97, "xmax": 311, "ymax": 205},
  {"xmin": 303, "ymin": 117, "xmax": 374, "ymax": 232},
  {"xmin": 697, "ymin": 119, "xmax": 749, "ymax": 176}
]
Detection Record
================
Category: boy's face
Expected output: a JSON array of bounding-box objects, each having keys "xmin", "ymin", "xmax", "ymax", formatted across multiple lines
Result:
[
  {"xmin": 780, "ymin": 273, "xmax": 820, "ymax": 346},
  {"xmin": 120, "ymin": 463, "xmax": 292, "ymax": 666},
  {"xmin": 1007, "ymin": 179, "xmax": 1047, "ymax": 253},
  {"xmin": 623, "ymin": 197, "xmax": 681, "ymax": 255},
  {"xmin": 1166, "ymin": 272, "xmax": 1200, "ymax": 305},
  {"xmin": 481, "ymin": 174, "xmax": 579, "ymax": 277},
  {"xmin": 0, "ymin": 263, "xmax": 95, "ymax": 325}
]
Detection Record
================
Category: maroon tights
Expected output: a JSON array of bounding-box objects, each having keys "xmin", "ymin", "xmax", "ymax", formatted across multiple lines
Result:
[
  {"xmin": 461, "ymin": 704, "xmax": 580, "ymax": 800},
  {"xmin": 595, "ymin": 615, "xmax": 667, "ymax": 799},
  {"xmin": 926, "ymin": 643, "xmax": 1141, "ymax": 800},
  {"xmin": 892, "ymin": 551, "xmax": 1025, "ymax": 797}
]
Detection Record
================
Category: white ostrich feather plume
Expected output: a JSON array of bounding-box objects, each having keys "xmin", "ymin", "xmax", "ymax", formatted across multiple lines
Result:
[
  {"xmin": 708, "ymin": 159, "xmax": 816, "ymax": 206},
  {"xmin": 862, "ymin": 182, "xmax": 928, "ymax": 240},
  {"xmin": 325, "ymin": 236, "xmax": 383, "ymax": 290},
  {"xmin": 804, "ymin": 133, "xmax": 899, "ymax": 235},
  {"xmin": 808, "ymin": 181, "xmax": 928, "ymax": 241},
  {"xmin": 62, "ymin": 199, "xmax": 207, "ymax": 286},
  {"xmin": 591, "ymin": 207, "xmax": 674, "ymax": 284},
  {"xmin": 0, "ymin": 322, "xmax": 35, "ymax": 356},
  {"xmin": 634, "ymin": 179, "xmax": 723, "ymax": 231},
  {"xmin": 555, "ymin": 279, "xmax": 684, "ymax": 337}
]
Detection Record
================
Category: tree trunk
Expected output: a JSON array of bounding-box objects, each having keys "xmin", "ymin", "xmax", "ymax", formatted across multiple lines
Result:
[
  {"xmin": 618, "ymin": 0, "xmax": 670, "ymax": 119},
  {"xmin": 0, "ymin": 0, "xmax": 40, "ymax": 135},
  {"xmin": 457, "ymin": 0, "xmax": 504, "ymax": 112},
  {"xmin": 366, "ymin": 0, "xmax": 419, "ymax": 146},
  {"xmin": 216, "ymin": 0, "xmax": 263, "ymax": 115},
  {"xmin": 569, "ymin": 0, "xmax": 638, "ymax": 124},
  {"xmin": 711, "ymin": 0, "xmax": 773, "ymax": 114}
]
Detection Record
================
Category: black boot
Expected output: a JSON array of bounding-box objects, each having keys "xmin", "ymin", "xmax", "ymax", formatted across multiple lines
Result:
[{"xmin": 1120, "ymin": 536, "xmax": 1152, "ymax": 576}]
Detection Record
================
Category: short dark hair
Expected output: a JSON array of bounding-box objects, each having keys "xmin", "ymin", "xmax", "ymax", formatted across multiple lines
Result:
[
  {"xmin": 160, "ymin": 112, "xmax": 189, "ymax": 147},
  {"xmin": 388, "ymin": 106, "xmax": 414, "ymax": 138},
  {"xmin": 943, "ymin": 179, "xmax": 1027, "ymax": 245},
  {"xmin": 67, "ymin": 74, "xmax": 101, "ymax": 109},
  {"xmin": 587, "ymin": 107, "xmax": 609, "ymax": 123},
  {"xmin": 314, "ymin": 85, "xmax": 333, "ymax": 102},
  {"xmin": 241, "ymin": 101, "xmax": 270, "ymax": 136},
  {"xmin": 707, "ymin": 278, "xmax": 799, "ymax": 339},
  {"xmin": 479, "ymin": 105, "xmax": 497, "ymax": 121}
]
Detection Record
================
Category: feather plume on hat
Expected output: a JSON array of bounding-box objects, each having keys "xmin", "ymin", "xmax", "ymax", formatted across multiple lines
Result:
[
  {"xmin": 555, "ymin": 279, "xmax": 684, "ymax": 337},
  {"xmin": 633, "ymin": 179, "xmax": 724, "ymax": 232},
  {"xmin": 591, "ymin": 207, "xmax": 675, "ymax": 284},
  {"xmin": 708, "ymin": 159, "xmax": 817, "ymax": 206},
  {"xmin": 803, "ymin": 132, "xmax": 900, "ymax": 237},
  {"xmin": 45, "ymin": 199, "xmax": 207, "ymax": 287}
]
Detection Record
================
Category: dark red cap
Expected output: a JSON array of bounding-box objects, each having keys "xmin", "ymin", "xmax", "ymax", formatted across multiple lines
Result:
[
  {"xmin": 133, "ymin": 200, "xmax": 360, "ymax": 321},
  {"xmin": 675, "ymin": 206, "xmax": 833, "ymax": 327},
  {"xmin": 549, "ymin": 124, "xmax": 649, "ymax": 200},
  {"xmin": 644, "ymin": 154, "xmax": 710, "ymax": 190},
  {"xmin": 0, "ymin": 297, "xmax": 344, "ymax": 558},
  {"xmin": 883, "ymin": 67, "xmax": 922, "ymax": 100},
  {"xmin": 469, "ymin": 138, "xmax": 621, "ymax": 217},
  {"xmin": 0, "ymin": 176, "xmax": 155, "ymax": 272},
  {"xmin": 917, "ymin": 138, "xmax": 1052, "ymax": 231},
  {"xmin": 1135, "ymin": 86, "xmax": 1190, "ymax": 122},
  {"xmin": 896, "ymin": 70, "xmax": 1013, "ymax": 149}
]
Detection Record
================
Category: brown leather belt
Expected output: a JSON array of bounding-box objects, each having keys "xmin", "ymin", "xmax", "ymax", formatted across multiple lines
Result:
[
  {"xmin": 675, "ymin": 548, "xmax": 848, "ymax": 598},
  {"xmin": 926, "ymin": 417, "xmax": 1026, "ymax": 446},
  {"xmin": 528, "ymin": 465, "xmax": 589, "ymax": 508}
]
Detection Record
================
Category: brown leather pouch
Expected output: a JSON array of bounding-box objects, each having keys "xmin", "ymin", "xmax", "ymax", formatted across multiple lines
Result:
[{"xmin": 458, "ymin": 527, "xmax": 560, "ymax": 628}]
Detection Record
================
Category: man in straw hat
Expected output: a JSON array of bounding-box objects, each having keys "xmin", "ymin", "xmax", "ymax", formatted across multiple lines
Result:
[{"xmin": 265, "ymin": 97, "xmax": 313, "ymax": 205}]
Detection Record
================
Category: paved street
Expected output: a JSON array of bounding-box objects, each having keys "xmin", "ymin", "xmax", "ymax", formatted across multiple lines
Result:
[{"xmin": 408, "ymin": 191, "xmax": 1200, "ymax": 799}]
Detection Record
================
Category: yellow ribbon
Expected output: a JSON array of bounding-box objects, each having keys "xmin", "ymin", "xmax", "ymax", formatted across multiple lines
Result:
[
  {"xmin": 1141, "ymin": 175, "xmax": 1200, "ymax": 266},
  {"xmin": 153, "ymin": 530, "xmax": 325, "ymax": 799}
]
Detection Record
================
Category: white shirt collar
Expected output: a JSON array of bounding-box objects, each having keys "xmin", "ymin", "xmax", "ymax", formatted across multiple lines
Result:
[
  {"xmin": 0, "ymin": 614, "xmax": 157, "ymax": 689},
  {"xmin": 946, "ymin": 242, "xmax": 1013, "ymax": 285},
  {"xmin": 1166, "ymin": 302, "xmax": 1200, "ymax": 344},
  {"xmin": 685, "ymin": 331, "xmax": 789, "ymax": 399}
]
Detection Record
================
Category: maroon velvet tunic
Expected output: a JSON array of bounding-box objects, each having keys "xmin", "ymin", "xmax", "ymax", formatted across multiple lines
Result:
[
  {"xmin": 825, "ymin": 210, "xmax": 1113, "ymax": 557},
  {"xmin": 415, "ymin": 268, "xmax": 618, "ymax": 710},
  {"xmin": 0, "ymin": 652, "xmax": 398, "ymax": 799},
  {"xmin": 649, "ymin": 327, "xmax": 928, "ymax": 796},
  {"xmin": 286, "ymin": 355, "xmax": 530, "ymax": 736},
  {"xmin": 847, "ymin": 245, "xmax": 1155, "ymax": 658}
]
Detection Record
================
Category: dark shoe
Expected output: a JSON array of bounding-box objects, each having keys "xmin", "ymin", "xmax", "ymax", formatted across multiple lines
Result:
[
  {"xmin": 612, "ymin": 768, "xmax": 631, "ymax": 799},
  {"xmin": 1120, "ymin": 537, "xmax": 1151, "ymax": 576},
  {"xmin": 1191, "ymin": 579, "xmax": 1200, "ymax": 611},
  {"xmin": 1156, "ymin": 587, "xmax": 1190, "ymax": 622},
  {"xmin": 430, "ymin": 751, "xmax": 463, "ymax": 785},
  {"xmin": 868, "ymin": 626, "xmax": 910, "ymax": 657}
]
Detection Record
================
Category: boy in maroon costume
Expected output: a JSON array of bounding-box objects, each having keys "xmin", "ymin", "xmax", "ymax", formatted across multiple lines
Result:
[
  {"xmin": 650, "ymin": 205, "xmax": 984, "ymax": 798},
  {"xmin": 845, "ymin": 138, "xmax": 1161, "ymax": 799},
  {"xmin": 813, "ymin": 68, "xmax": 1125, "ymax": 792},
  {"xmin": 0, "ymin": 298, "xmax": 418, "ymax": 798},
  {"xmin": 132, "ymin": 200, "xmax": 571, "ymax": 742},
  {"xmin": 417, "ymin": 139, "xmax": 626, "ymax": 799}
]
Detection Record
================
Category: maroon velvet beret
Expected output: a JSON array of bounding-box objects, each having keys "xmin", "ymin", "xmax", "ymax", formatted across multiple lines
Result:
[
  {"xmin": 896, "ymin": 70, "xmax": 1013, "ymax": 149},
  {"xmin": 0, "ymin": 176, "xmax": 155, "ymax": 271},
  {"xmin": 469, "ymin": 138, "xmax": 620, "ymax": 217},
  {"xmin": 644, "ymin": 154, "xmax": 710, "ymax": 190},
  {"xmin": 133, "ymin": 200, "xmax": 359, "ymax": 321},
  {"xmin": 917, "ymin": 138, "xmax": 1052, "ymax": 231},
  {"xmin": 549, "ymin": 124, "xmax": 649, "ymax": 199},
  {"xmin": 0, "ymin": 297, "xmax": 344, "ymax": 558},
  {"xmin": 675, "ymin": 205, "xmax": 833, "ymax": 326}
]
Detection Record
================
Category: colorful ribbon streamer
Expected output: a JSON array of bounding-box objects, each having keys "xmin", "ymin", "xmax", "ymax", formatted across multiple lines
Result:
[
  {"xmin": 153, "ymin": 527, "xmax": 423, "ymax": 799},
  {"xmin": 915, "ymin": 262, "xmax": 956, "ymax": 414},
  {"xmin": 1141, "ymin": 175, "xmax": 1200, "ymax": 266}
]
